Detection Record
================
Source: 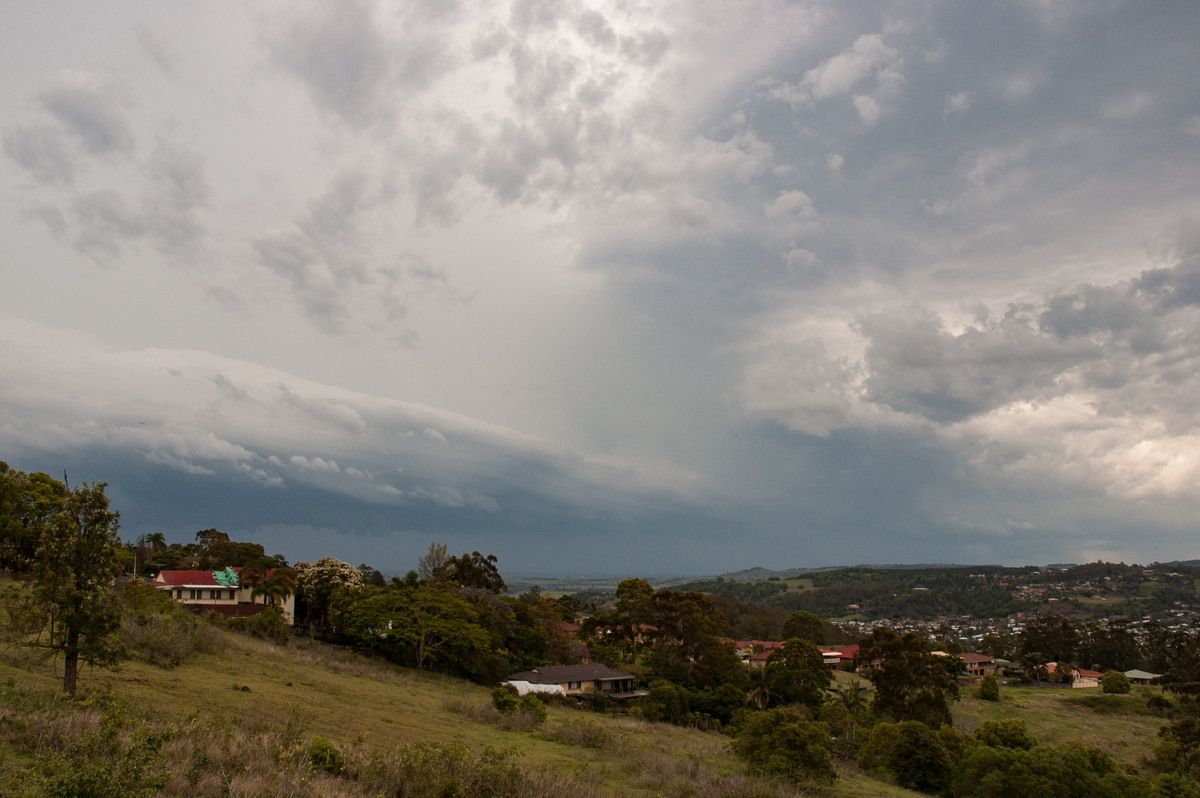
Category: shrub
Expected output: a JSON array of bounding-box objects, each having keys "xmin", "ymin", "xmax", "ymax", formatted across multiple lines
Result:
[
  {"xmin": 308, "ymin": 736, "xmax": 345, "ymax": 776},
  {"xmin": 975, "ymin": 719, "xmax": 1037, "ymax": 750},
  {"xmin": 1147, "ymin": 693, "xmax": 1173, "ymax": 713},
  {"xmin": 1102, "ymin": 670, "xmax": 1131, "ymax": 694},
  {"xmin": 224, "ymin": 606, "xmax": 291, "ymax": 644},
  {"xmin": 586, "ymin": 688, "xmax": 612, "ymax": 714},
  {"xmin": 977, "ymin": 674, "xmax": 1000, "ymax": 701},
  {"xmin": 547, "ymin": 720, "xmax": 611, "ymax": 749},
  {"xmin": 857, "ymin": 721, "xmax": 901, "ymax": 774},
  {"xmin": 118, "ymin": 582, "xmax": 219, "ymax": 668},
  {"xmin": 733, "ymin": 706, "xmax": 836, "ymax": 784},
  {"xmin": 30, "ymin": 705, "xmax": 172, "ymax": 797},
  {"xmin": 492, "ymin": 685, "xmax": 520, "ymax": 714},
  {"xmin": 889, "ymin": 721, "xmax": 952, "ymax": 794},
  {"xmin": 517, "ymin": 694, "xmax": 547, "ymax": 725}
]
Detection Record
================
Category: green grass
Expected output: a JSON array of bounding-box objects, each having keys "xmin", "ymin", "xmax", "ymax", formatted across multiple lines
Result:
[
  {"xmin": 0, "ymin": 624, "xmax": 1175, "ymax": 796},
  {"xmin": 951, "ymin": 683, "xmax": 1166, "ymax": 767},
  {"xmin": 1, "ymin": 628, "xmax": 912, "ymax": 796}
]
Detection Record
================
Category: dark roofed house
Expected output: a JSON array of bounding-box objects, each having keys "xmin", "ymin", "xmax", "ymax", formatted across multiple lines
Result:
[{"xmin": 506, "ymin": 664, "xmax": 645, "ymax": 699}]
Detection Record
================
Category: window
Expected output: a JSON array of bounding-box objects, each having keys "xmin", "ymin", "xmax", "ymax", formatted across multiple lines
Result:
[
  {"xmin": 188, "ymin": 589, "xmax": 196, "ymax": 600},
  {"xmin": 568, "ymin": 681, "xmax": 581, "ymax": 689}
]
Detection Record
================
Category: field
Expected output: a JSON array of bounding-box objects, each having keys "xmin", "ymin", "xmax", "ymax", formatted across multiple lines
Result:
[
  {"xmin": 0, "ymin": 628, "xmax": 916, "ymax": 796},
  {"xmin": 0, "ymin": 628, "xmax": 1174, "ymax": 796}
]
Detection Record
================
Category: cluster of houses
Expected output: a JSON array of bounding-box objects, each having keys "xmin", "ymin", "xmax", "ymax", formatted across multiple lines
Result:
[{"xmin": 152, "ymin": 568, "xmax": 1163, "ymax": 697}]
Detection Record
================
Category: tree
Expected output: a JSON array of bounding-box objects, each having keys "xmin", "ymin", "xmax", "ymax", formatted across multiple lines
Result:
[
  {"xmin": 440, "ymin": 551, "xmax": 506, "ymax": 593},
  {"xmin": 333, "ymin": 583, "xmax": 491, "ymax": 673},
  {"xmin": 0, "ymin": 464, "xmax": 66, "ymax": 572},
  {"xmin": 781, "ymin": 611, "xmax": 828, "ymax": 646},
  {"xmin": 416, "ymin": 542, "xmax": 449, "ymax": 584},
  {"xmin": 888, "ymin": 720, "xmax": 952, "ymax": 794},
  {"xmin": 858, "ymin": 627, "xmax": 958, "ymax": 728},
  {"xmin": 977, "ymin": 674, "xmax": 1001, "ymax": 701},
  {"xmin": 358, "ymin": 563, "xmax": 386, "ymax": 587},
  {"xmin": 835, "ymin": 682, "xmax": 870, "ymax": 742},
  {"xmin": 19, "ymin": 481, "xmax": 124, "ymax": 694},
  {"xmin": 733, "ymin": 706, "xmax": 837, "ymax": 784},
  {"xmin": 1102, "ymin": 670, "xmax": 1131, "ymax": 694},
  {"xmin": 294, "ymin": 557, "xmax": 364, "ymax": 626},
  {"xmin": 765, "ymin": 638, "xmax": 832, "ymax": 710}
]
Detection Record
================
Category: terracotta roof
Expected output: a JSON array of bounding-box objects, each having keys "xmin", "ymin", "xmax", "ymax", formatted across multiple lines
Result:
[
  {"xmin": 960, "ymin": 653, "xmax": 996, "ymax": 663},
  {"xmin": 155, "ymin": 570, "xmax": 221, "ymax": 587}
]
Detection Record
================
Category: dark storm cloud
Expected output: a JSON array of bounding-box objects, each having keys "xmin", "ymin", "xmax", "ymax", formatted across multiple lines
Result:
[{"xmin": 858, "ymin": 306, "xmax": 1099, "ymax": 424}]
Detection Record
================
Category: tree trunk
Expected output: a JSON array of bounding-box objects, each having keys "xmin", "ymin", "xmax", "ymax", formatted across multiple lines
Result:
[{"xmin": 63, "ymin": 626, "xmax": 80, "ymax": 695}]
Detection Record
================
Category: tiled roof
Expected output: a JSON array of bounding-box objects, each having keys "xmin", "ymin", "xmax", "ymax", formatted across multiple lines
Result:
[
  {"xmin": 155, "ymin": 570, "xmax": 221, "ymax": 586},
  {"xmin": 507, "ymin": 664, "xmax": 633, "ymax": 684}
]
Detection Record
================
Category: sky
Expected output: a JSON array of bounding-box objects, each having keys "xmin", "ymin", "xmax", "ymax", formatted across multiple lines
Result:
[{"xmin": 2, "ymin": 1, "xmax": 1199, "ymax": 577}]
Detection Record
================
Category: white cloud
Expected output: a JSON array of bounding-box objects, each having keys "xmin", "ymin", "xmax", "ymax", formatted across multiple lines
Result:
[{"xmin": 3, "ymin": 0, "xmax": 1200, "ymax": 571}]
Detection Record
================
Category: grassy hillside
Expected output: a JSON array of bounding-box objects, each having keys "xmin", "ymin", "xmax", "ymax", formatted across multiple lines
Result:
[
  {"xmin": 0, "ymin": 627, "xmax": 1173, "ymax": 796},
  {"xmin": 0, "ymin": 628, "xmax": 917, "ymax": 797}
]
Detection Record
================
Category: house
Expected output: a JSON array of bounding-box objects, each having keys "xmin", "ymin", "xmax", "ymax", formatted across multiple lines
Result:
[
  {"xmin": 1071, "ymin": 668, "xmax": 1104, "ymax": 689},
  {"xmin": 820, "ymin": 644, "xmax": 859, "ymax": 671},
  {"xmin": 733, "ymin": 640, "xmax": 783, "ymax": 667},
  {"xmin": 1124, "ymin": 669, "xmax": 1161, "ymax": 685},
  {"xmin": 505, "ymin": 664, "xmax": 646, "ymax": 699},
  {"xmin": 960, "ymin": 653, "xmax": 998, "ymax": 677},
  {"xmin": 154, "ymin": 566, "xmax": 296, "ymax": 624}
]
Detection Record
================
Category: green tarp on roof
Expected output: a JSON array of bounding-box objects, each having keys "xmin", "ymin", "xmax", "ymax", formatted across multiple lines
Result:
[{"xmin": 212, "ymin": 566, "xmax": 239, "ymax": 587}]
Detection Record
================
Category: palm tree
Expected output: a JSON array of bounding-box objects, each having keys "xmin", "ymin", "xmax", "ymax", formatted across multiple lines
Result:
[
  {"xmin": 241, "ymin": 564, "xmax": 267, "ymax": 602},
  {"xmin": 837, "ymin": 682, "xmax": 869, "ymax": 741},
  {"xmin": 256, "ymin": 567, "xmax": 297, "ymax": 610},
  {"xmin": 746, "ymin": 667, "xmax": 780, "ymax": 710}
]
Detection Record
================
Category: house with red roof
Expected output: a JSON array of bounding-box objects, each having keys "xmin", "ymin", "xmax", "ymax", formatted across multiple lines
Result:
[{"xmin": 153, "ymin": 566, "xmax": 295, "ymax": 624}]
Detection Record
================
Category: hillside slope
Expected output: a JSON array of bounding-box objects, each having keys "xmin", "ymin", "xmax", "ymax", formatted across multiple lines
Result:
[{"xmin": 0, "ymin": 629, "xmax": 917, "ymax": 797}]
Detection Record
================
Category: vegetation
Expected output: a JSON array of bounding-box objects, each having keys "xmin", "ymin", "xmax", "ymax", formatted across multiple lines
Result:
[
  {"xmin": 4, "ymin": 455, "xmax": 1200, "ymax": 794},
  {"xmin": 5, "ymin": 480, "xmax": 124, "ymax": 694}
]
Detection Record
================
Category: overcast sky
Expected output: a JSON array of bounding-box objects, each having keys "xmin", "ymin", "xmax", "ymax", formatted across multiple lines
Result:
[{"xmin": 2, "ymin": 1, "xmax": 1199, "ymax": 577}]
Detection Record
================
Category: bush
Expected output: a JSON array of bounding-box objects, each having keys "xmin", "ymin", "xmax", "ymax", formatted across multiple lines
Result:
[
  {"xmin": 308, "ymin": 736, "xmax": 345, "ymax": 776},
  {"xmin": 224, "ymin": 606, "xmax": 291, "ymax": 644},
  {"xmin": 586, "ymin": 688, "xmax": 612, "ymax": 714},
  {"xmin": 1102, "ymin": 670, "xmax": 1131, "ymax": 694},
  {"xmin": 517, "ymin": 694, "xmax": 547, "ymax": 725},
  {"xmin": 889, "ymin": 721, "xmax": 952, "ymax": 794},
  {"xmin": 733, "ymin": 706, "xmax": 836, "ymax": 785},
  {"xmin": 975, "ymin": 719, "xmax": 1037, "ymax": 750},
  {"xmin": 491, "ymin": 685, "xmax": 520, "ymax": 714},
  {"xmin": 977, "ymin": 674, "xmax": 1000, "ymax": 701},
  {"xmin": 118, "ymin": 583, "xmax": 219, "ymax": 668}
]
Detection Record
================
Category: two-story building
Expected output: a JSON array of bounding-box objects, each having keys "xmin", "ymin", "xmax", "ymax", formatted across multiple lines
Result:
[{"xmin": 153, "ymin": 566, "xmax": 295, "ymax": 624}]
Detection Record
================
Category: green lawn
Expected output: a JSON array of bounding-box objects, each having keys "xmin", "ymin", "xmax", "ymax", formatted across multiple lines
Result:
[{"xmin": 951, "ymin": 683, "xmax": 1165, "ymax": 767}]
